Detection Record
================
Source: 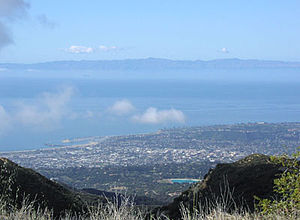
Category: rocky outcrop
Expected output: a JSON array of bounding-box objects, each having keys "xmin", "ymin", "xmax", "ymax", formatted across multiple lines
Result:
[{"xmin": 157, "ymin": 154, "xmax": 283, "ymax": 219}]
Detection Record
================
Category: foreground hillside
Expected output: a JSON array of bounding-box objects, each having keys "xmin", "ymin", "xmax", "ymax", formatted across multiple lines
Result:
[
  {"xmin": 1, "ymin": 153, "xmax": 299, "ymax": 219},
  {"xmin": 156, "ymin": 154, "xmax": 283, "ymax": 219},
  {"xmin": 0, "ymin": 158, "xmax": 105, "ymax": 218}
]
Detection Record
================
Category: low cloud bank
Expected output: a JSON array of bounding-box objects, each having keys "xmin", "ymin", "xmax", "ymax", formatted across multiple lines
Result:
[
  {"xmin": 132, "ymin": 107, "xmax": 185, "ymax": 124},
  {"xmin": 108, "ymin": 99, "xmax": 135, "ymax": 116},
  {"xmin": 0, "ymin": 86, "xmax": 74, "ymax": 135},
  {"xmin": 108, "ymin": 101, "xmax": 186, "ymax": 124},
  {"xmin": 15, "ymin": 86, "xmax": 74, "ymax": 127},
  {"xmin": 0, "ymin": 92, "xmax": 186, "ymax": 136}
]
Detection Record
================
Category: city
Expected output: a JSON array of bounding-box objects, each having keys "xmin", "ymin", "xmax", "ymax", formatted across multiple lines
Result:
[{"xmin": 2, "ymin": 122, "xmax": 300, "ymax": 169}]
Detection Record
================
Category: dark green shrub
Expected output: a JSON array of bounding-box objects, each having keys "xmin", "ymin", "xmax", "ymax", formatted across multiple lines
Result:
[{"xmin": 255, "ymin": 148, "xmax": 300, "ymax": 216}]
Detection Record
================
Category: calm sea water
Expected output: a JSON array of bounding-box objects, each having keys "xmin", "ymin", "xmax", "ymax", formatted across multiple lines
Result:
[{"xmin": 0, "ymin": 77, "xmax": 300, "ymax": 151}]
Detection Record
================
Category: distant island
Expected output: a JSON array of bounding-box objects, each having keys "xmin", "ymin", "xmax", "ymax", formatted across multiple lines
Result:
[
  {"xmin": 0, "ymin": 58, "xmax": 300, "ymax": 71},
  {"xmin": 1, "ymin": 58, "xmax": 300, "ymax": 71},
  {"xmin": 2, "ymin": 57, "xmax": 300, "ymax": 81},
  {"xmin": 0, "ymin": 58, "xmax": 300, "ymax": 82}
]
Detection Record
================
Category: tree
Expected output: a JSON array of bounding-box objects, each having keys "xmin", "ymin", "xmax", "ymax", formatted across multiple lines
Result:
[{"xmin": 255, "ymin": 148, "xmax": 300, "ymax": 217}]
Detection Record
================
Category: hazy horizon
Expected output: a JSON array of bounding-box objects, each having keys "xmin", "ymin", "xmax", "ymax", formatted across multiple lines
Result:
[{"xmin": 1, "ymin": 1, "xmax": 300, "ymax": 151}]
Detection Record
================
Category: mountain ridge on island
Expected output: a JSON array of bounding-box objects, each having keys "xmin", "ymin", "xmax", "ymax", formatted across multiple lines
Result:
[{"xmin": 1, "ymin": 58, "xmax": 300, "ymax": 71}]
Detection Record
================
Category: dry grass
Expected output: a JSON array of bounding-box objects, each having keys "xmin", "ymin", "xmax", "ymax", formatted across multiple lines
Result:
[
  {"xmin": 0, "ymin": 195, "xmax": 299, "ymax": 220},
  {"xmin": 179, "ymin": 203, "xmax": 299, "ymax": 220}
]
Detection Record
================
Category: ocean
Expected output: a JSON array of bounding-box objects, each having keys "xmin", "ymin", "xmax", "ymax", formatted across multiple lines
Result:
[{"xmin": 0, "ymin": 77, "xmax": 300, "ymax": 151}]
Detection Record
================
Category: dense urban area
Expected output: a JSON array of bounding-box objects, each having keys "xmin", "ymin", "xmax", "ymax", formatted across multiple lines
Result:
[{"xmin": 1, "ymin": 122, "xmax": 300, "ymax": 203}]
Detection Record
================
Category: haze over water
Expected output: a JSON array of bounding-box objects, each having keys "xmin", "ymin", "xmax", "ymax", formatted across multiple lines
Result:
[
  {"xmin": 1, "ymin": 1, "xmax": 300, "ymax": 152},
  {"xmin": 1, "ymin": 74, "xmax": 300, "ymax": 151}
]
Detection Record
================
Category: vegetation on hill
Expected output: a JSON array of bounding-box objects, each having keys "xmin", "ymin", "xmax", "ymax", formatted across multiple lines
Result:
[
  {"xmin": 155, "ymin": 154, "xmax": 286, "ymax": 219},
  {"xmin": 0, "ymin": 158, "xmax": 102, "ymax": 218},
  {"xmin": 1, "ymin": 151, "xmax": 299, "ymax": 219},
  {"xmin": 255, "ymin": 148, "xmax": 300, "ymax": 217},
  {"xmin": 38, "ymin": 162, "xmax": 214, "ymax": 204},
  {"xmin": 0, "ymin": 188, "xmax": 298, "ymax": 220}
]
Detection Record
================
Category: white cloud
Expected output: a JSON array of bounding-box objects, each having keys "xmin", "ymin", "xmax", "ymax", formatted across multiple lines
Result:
[
  {"xmin": 220, "ymin": 47, "xmax": 229, "ymax": 53},
  {"xmin": 64, "ymin": 45, "xmax": 121, "ymax": 54},
  {"xmin": 65, "ymin": 45, "xmax": 94, "ymax": 54},
  {"xmin": 99, "ymin": 45, "xmax": 119, "ymax": 52},
  {"xmin": 15, "ymin": 86, "xmax": 74, "ymax": 129},
  {"xmin": 108, "ymin": 99, "xmax": 135, "ymax": 116},
  {"xmin": 132, "ymin": 107, "xmax": 185, "ymax": 124}
]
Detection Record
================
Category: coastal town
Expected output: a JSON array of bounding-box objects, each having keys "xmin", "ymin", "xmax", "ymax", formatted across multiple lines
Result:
[
  {"xmin": 1, "ymin": 122, "xmax": 300, "ymax": 202},
  {"xmin": 2, "ymin": 122, "xmax": 300, "ymax": 169}
]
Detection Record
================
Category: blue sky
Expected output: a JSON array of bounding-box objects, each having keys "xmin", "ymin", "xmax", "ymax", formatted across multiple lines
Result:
[{"xmin": 1, "ymin": 0, "xmax": 300, "ymax": 63}]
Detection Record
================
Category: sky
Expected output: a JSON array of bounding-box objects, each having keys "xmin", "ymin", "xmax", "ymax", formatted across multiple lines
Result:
[{"xmin": 0, "ymin": 0, "xmax": 300, "ymax": 63}]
